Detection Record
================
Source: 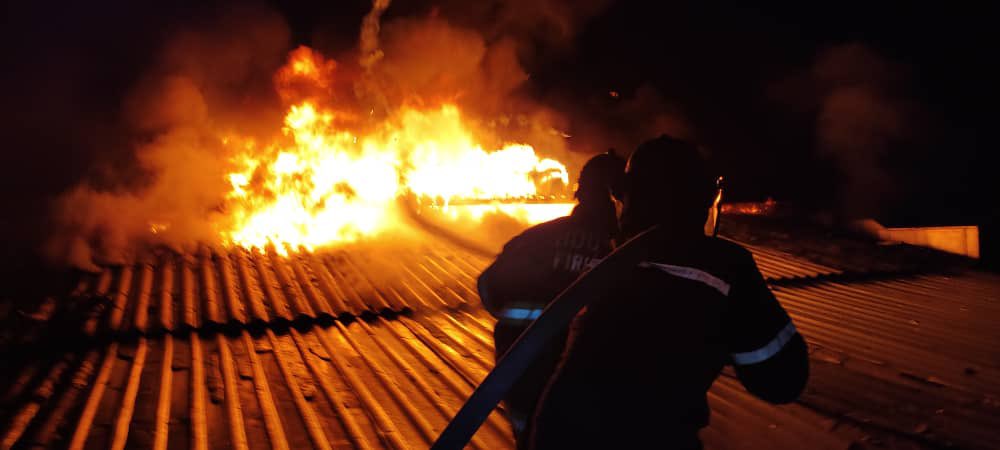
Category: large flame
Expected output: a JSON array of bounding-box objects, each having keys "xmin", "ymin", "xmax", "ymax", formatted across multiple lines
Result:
[{"xmin": 217, "ymin": 47, "xmax": 573, "ymax": 253}]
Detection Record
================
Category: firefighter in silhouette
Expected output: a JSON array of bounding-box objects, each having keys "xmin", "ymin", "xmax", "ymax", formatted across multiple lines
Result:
[
  {"xmin": 529, "ymin": 135, "xmax": 810, "ymax": 449},
  {"xmin": 477, "ymin": 150, "xmax": 625, "ymax": 448}
]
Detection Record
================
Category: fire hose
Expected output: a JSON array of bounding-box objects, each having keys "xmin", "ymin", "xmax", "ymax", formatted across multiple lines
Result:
[{"xmin": 429, "ymin": 225, "xmax": 660, "ymax": 449}]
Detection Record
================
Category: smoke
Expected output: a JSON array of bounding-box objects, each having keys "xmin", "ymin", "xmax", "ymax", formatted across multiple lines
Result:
[
  {"xmin": 360, "ymin": 8, "xmax": 596, "ymax": 169},
  {"xmin": 43, "ymin": 0, "xmax": 616, "ymax": 270},
  {"xmin": 817, "ymin": 86, "xmax": 904, "ymax": 216},
  {"xmin": 429, "ymin": 0, "xmax": 612, "ymax": 50},
  {"xmin": 769, "ymin": 43, "xmax": 923, "ymax": 217},
  {"xmin": 363, "ymin": 0, "xmax": 656, "ymax": 158},
  {"xmin": 812, "ymin": 44, "xmax": 919, "ymax": 218},
  {"xmin": 558, "ymin": 84, "xmax": 694, "ymax": 157},
  {"xmin": 359, "ymin": 0, "xmax": 392, "ymax": 71},
  {"xmin": 44, "ymin": 5, "xmax": 291, "ymax": 270},
  {"xmin": 396, "ymin": 1, "xmax": 689, "ymax": 157},
  {"xmin": 355, "ymin": 0, "xmax": 392, "ymax": 114}
]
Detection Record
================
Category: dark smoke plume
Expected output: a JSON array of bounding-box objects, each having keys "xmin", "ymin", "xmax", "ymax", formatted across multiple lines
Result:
[{"xmin": 44, "ymin": 5, "xmax": 291, "ymax": 270}]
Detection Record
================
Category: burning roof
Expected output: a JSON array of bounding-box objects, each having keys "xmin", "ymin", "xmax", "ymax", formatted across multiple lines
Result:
[
  {"xmin": 44, "ymin": 13, "xmax": 582, "ymax": 272},
  {"xmin": 219, "ymin": 47, "xmax": 572, "ymax": 253}
]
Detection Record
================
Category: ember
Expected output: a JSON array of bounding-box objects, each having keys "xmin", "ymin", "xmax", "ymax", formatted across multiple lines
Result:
[{"xmin": 721, "ymin": 198, "xmax": 778, "ymax": 216}]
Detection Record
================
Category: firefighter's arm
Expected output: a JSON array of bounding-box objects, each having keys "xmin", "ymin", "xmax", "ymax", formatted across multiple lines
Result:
[
  {"xmin": 726, "ymin": 249, "xmax": 809, "ymax": 404},
  {"xmin": 477, "ymin": 263, "xmax": 506, "ymax": 318},
  {"xmin": 477, "ymin": 232, "xmax": 551, "ymax": 319},
  {"xmin": 732, "ymin": 332, "xmax": 808, "ymax": 404}
]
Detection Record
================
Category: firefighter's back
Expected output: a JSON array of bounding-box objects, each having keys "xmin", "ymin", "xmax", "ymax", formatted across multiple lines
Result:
[
  {"xmin": 479, "ymin": 206, "xmax": 617, "ymax": 446},
  {"xmin": 531, "ymin": 234, "xmax": 788, "ymax": 449}
]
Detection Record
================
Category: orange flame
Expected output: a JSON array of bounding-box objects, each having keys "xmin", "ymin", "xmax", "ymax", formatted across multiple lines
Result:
[{"xmin": 217, "ymin": 46, "xmax": 572, "ymax": 253}]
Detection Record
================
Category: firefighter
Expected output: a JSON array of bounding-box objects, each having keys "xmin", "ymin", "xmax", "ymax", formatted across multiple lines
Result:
[
  {"xmin": 477, "ymin": 150, "xmax": 625, "ymax": 448},
  {"xmin": 529, "ymin": 135, "xmax": 810, "ymax": 449}
]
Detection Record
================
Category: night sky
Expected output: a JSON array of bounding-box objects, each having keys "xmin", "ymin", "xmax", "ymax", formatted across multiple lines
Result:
[{"xmin": 1, "ymin": 1, "xmax": 995, "ymax": 265}]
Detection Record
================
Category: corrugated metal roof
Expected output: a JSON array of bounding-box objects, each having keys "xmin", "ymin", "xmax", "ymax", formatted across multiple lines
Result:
[
  {"xmin": 1, "ymin": 311, "xmax": 515, "ymax": 450},
  {"xmin": 738, "ymin": 241, "xmax": 843, "ymax": 281},
  {"xmin": 774, "ymin": 274, "xmax": 1000, "ymax": 450},
  {"xmin": 2, "ymin": 238, "xmax": 998, "ymax": 449},
  {"xmin": 45, "ymin": 243, "xmax": 491, "ymax": 337},
  {"xmin": 20, "ymin": 239, "xmax": 838, "ymax": 339}
]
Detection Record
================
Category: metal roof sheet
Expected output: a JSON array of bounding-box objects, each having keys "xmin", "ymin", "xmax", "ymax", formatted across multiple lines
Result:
[
  {"xmin": 739, "ymin": 241, "xmax": 843, "ymax": 281},
  {"xmin": 773, "ymin": 274, "xmax": 1000, "ymax": 450},
  {"xmin": 17, "ymin": 239, "xmax": 838, "ymax": 339},
  {"xmin": 2, "ymin": 240, "xmax": 998, "ymax": 449}
]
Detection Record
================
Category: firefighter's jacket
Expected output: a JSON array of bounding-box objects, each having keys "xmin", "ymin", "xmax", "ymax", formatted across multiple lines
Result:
[
  {"xmin": 477, "ymin": 203, "xmax": 617, "ymax": 421},
  {"xmin": 530, "ymin": 230, "xmax": 809, "ymax": 449}
]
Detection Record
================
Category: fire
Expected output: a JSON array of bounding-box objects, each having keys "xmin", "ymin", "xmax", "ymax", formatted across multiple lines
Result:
[
  {"xmin": 438, "ymin": 203, "xmax": 576, "ymax": 224},
  {"xmin": 217, "ymin": 47, "xmax": 572, "ymax": 253},
  {"xmin": 721, "ymin": 198, "xmax": 778, "ymax": 215}
]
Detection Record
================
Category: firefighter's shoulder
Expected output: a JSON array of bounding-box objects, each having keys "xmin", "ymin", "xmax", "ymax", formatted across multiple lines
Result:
[
  {"xmin": 637, "ymin": 236, "xmax": 756, "ymax": 296},
  {"xmin": 701, "ymin": 235, "xmax": 754, "ymax": 258},
  {"xmin": 502, "ymin": 216, "xmax": 575, "ymax": 250},
  {"xmin": 698, "ymin": 237, "xmax": 761, "ymax": 286}
]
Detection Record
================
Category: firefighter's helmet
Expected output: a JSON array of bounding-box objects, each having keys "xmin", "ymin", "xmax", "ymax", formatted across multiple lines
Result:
[
  {"xmin": 576, "ymin": 149, "xmax": 626, "ymax": 201},
  {"xmin": 624, "ymin": 134, "xmax": 716, "ymax": 212}
]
